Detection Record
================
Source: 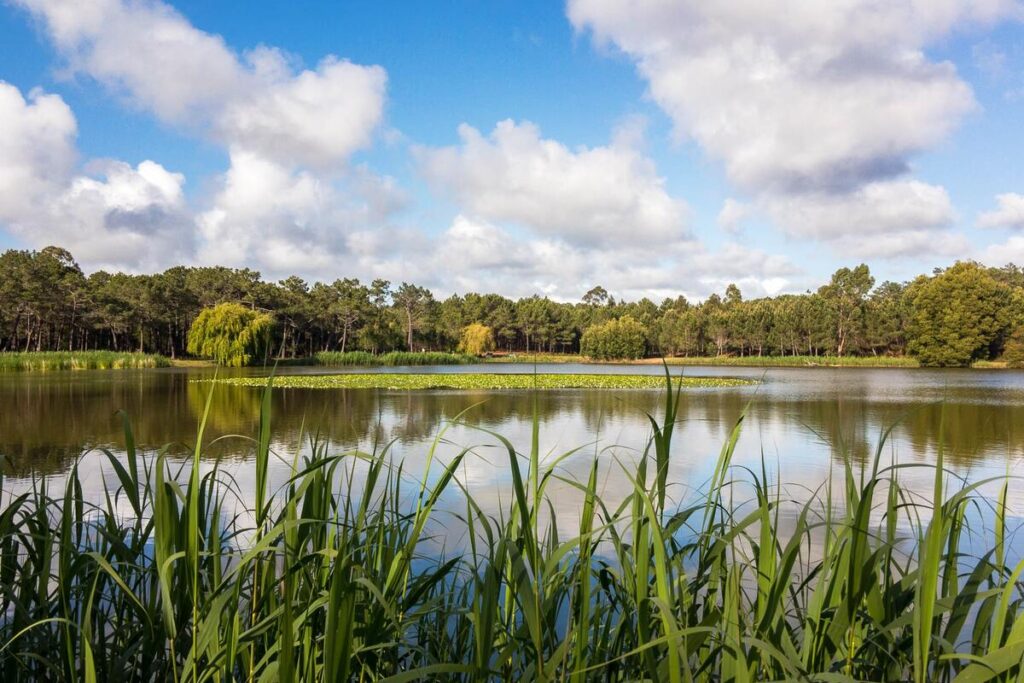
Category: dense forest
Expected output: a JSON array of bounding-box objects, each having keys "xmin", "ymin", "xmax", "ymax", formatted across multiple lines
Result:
[{"xmin": 2, "ymin": 246, "xmax": 1023, "ymax": 366}]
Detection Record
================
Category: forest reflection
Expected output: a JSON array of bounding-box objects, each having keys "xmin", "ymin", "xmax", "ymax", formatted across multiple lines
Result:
[{"xmin": 3, "ymin": 368, "xmax": 1024, "ymax": 478}]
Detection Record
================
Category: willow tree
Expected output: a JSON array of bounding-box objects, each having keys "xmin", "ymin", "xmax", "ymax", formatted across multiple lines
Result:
[
  {"xmin": 187, "ymin": 302, "xmax": 273, "ymax": 367},
  {"xmin": 458, "ymin": 323, "xmax": 495, "ymax": 356}
]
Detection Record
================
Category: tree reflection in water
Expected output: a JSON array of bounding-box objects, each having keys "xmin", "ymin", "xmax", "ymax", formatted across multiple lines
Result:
[{"xmin": 2, "ymin": 366, "xmax": 1024, "ymax": 536}]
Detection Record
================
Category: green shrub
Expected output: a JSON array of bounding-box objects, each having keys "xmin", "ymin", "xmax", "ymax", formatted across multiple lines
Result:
[{"xmin": 580, "ymin": 315, "xmax": 648, "ymax": 360}]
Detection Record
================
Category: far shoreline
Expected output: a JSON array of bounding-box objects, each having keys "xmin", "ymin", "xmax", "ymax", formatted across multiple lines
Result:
[
  {"xmin": 480, "ymin": 353, "xmax": 1013, "ymax": 369},
  {"xmin": 175, "ymin": 353, "xmax": 1010, "ymax": 370},
  {"xmin": 0, "ymin": 350, "xmax": 1015, "ymax": 372}
]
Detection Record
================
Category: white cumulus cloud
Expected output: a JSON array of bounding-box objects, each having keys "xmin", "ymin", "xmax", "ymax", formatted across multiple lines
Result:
[
  {"xmin": 15, "ymin": 0, "xmax": 246, "ymax": 121},
  {"xmin": 0, "ymin": 82, "xmax": 77, "ymax": 221},
  {"xmin": 196, "ymin": 152, "xmax": 408, "ymax": 277},
  {"xmin": 0, "ymin": 81, "xmax": 190, "ymax": 269},
  {"xmin": 7, "ymin": 0, "xmax": 393, "ymax": 276},
  {"xmin": 716, "ymin": 198, "xmax": 750, "ymax": 234},
  {"xmin": 568, "ymin": 0, "xmax": 1021, "ymax": 256},
  {"xmin": 978, "ymin": 193, "xmax": 1024, "ymax": 229},
  {"xmin": 415, "ymin": 119, "xmax": 690, "ymax": 246},
  {"xmin": 216, "ymin": 55, "xmax": 387, "ymax": 169},
  {"xmin": 765, "ymin": 180, "xmax": 955, "ymax": 238},
  {"xmin": 980, "ymin": 235, "xmax": 1024, "ymax": 266},
  {"xmin": 50, "ymin": 159, "xmax": 193, "ymax": 269},
  {"xmin": 15, "ymin": 0, "xmax": 388, "ymax": 166},
  {"xmin": 413, "ymin": 215, "xmax": 799, "ymax": 301},
  {"xmin": 762, "ymin": 179, "xmax": 966, "ymax": 258}
]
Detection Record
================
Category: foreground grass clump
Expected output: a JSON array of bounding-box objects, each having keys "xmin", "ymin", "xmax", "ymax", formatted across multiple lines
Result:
[
  {"xmin": 315, "ymin": 350, "xmax": 474, "ymax": 366},
  {"xmin": 0, "ymin": 350, "xmax": 170, "ymax": 371},
  {"xmin": 211, "ymin": 372, "xmax": 753, "ymax": 390},
  {"xmin": 0, "ymin": 375, "xmax": 1022, "ymax": 681}
]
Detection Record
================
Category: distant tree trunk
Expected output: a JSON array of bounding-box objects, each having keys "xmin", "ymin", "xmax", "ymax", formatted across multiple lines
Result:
[
  {"xmin": 405, "ymin": 309, "xmax": 414, "ymax": 350},
  {"xmin": 68, "ymin": 303, "xmax": 76, "ymax": 351}
]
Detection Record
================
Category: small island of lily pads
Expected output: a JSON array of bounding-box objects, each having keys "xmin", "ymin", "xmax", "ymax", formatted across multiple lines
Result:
[{"xmin": 207, "ymin": 372, "xmax": 756, "ymax": 391}]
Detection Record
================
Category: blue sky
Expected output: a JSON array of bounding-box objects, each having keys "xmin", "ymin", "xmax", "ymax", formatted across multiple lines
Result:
[{"xmin": 1, "ymin": 0, "xmax": 1024, "ymax": 301}]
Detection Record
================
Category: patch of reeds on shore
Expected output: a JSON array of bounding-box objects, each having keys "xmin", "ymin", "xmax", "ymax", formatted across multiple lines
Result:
[
  {"xmin": 0, "ymin": 351, "xmax": 171, "ymax": 371},
  {"xmin": 0, "ymin": 371, "xmax": 1020, "ymax": 681}
]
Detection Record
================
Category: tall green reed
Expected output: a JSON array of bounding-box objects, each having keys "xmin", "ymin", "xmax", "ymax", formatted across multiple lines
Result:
[
  {"xmin": 0, "ymin": 368, "xmax": 1021, "ymax": 681},
  {"xmin": 0, "ymin": 351, "xmax": 170, "ymax": 372}
]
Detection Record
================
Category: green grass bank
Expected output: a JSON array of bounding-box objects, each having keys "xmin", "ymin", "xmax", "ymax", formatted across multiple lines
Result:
[{"xmin": 0, "ymin": 376, "xmax": 1020, "ymax": 680}]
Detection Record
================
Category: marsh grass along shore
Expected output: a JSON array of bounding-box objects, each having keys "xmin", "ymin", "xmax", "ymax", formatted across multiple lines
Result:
[{"xmin": 0, "ymin": 350, "xmax": 170, "ymax": 371}]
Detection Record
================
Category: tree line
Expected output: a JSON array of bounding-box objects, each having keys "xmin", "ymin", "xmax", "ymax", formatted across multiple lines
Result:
[{"xmin": 2, "ymin": 246, "xmax": 1023, "ymax": 366}]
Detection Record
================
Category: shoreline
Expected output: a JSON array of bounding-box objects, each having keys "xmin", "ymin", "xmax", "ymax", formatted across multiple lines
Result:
[
  {"xmin": 483, "ymin": 354, "xmax": 919, "ymax": 368},
  {"xmin": 0, "ymin": 351, "xmax": 1012, "ymax": 372},
  {"xmin": 174, "ymin": 355, "xmax": 1013, "ymax": 370}
]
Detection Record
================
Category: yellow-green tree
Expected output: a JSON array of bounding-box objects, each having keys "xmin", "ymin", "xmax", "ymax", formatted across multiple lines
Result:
[
  {"xmin": 458, "ymin": 322, "xmax": 495, "ymax": 356},
  {"xmin": 187, "ymin": 302, "xmax": 274, "ymax": 367}
]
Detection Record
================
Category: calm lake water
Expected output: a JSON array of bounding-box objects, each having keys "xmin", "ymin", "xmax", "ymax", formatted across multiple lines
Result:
[{"xmin": 3, "ymin": 364, "xmax": 1024, "ymax": 550}]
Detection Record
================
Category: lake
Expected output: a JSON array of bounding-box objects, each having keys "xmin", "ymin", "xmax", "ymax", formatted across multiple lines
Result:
[{"xmin": 3, "ymin": 364, "xmax": 1024, "ymax": 550}]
